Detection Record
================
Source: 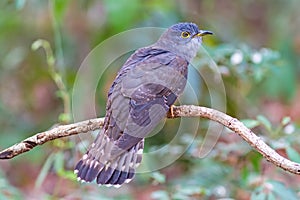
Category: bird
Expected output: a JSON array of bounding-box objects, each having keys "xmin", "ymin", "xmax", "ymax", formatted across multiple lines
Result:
[{"xmin": 74, "ymin": 22, "xmax": 213, "ymax": 187}]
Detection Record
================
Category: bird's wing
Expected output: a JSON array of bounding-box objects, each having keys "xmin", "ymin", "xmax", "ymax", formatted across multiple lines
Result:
[
  {"xmin": 110, "ymin": 47, "xmax": 189, "ymax": 153},
  {"xmin": 75, "ymin": 47, "xmax": 188, "ymax": 186}
]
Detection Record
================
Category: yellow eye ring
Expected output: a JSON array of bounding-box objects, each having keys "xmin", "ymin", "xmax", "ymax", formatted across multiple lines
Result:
[{"xmin": 181, "ymin": 31, "xmax": 191, "ymax": 38}]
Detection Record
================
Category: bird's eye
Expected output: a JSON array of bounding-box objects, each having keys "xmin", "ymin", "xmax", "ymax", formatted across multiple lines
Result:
[{"xmin": 181, "ymin": 31, "xmax": 191, "ymax": 38}]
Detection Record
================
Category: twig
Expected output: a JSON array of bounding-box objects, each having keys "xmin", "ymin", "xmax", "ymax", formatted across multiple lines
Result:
[
  {"xmin": 1, "ymin": 105, "xmax": 299, "ymax": 175},
  {"xmin": 0, "ymin": 118, "xmax": 104, "ymax": 159},
  {"xmin": 171, "ymin": 105, "xmax": 300, "ymax": 175}
]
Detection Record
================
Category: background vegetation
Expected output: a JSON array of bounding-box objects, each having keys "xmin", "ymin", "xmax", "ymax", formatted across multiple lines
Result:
[{"xmin": 0, "ymin": 0, "xmax": 299, "ymax": 199}]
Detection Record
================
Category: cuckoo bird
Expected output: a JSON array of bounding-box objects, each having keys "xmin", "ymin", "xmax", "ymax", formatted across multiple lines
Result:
[{"xmin": 75, "ymin": 22, "xmax": 213, "ymax": 187}]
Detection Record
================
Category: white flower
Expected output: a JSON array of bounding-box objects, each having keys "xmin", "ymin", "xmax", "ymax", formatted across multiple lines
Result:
[
  {"xmin": 214, "ymin": 185, "xmax": 227, "ymax": 197},
  {"xmin": 230, "ymin": 51, "xmax": 243, "ymax": 65},
  {"xmin": 284, "ymin": 124, "xmax": 295, "ymax": 134},
  {"xmin": 252, "ymin": 52, "xmax": 263, "ymax": 64}
]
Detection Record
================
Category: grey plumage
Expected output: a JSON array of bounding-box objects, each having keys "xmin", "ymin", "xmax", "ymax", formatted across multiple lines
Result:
[{"xmin": 75, "ymin": 22, "xmax": 212, "ymax": 187}]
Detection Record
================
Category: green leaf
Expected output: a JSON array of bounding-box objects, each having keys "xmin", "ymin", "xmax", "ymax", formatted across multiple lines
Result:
[
  {"xmin": 58, "ymin": 113, "xmax": 71, "ymax": 123},
  {"xmin": 151, "ymin": 190, "xmax": 170, "ymax": 200},
  {"xmin": 53, "ymin": 152, "xmax": 64, "ymax": 172},
  {"xmin": 270, "ymin": 181, "xmax": 298, "ymax": 200},
  {"xmin": 151, "ymin": 172, "xmax": 166, "ymax": 184},
  {"xmin": 241, "ymin": 119, "xmax": 260, "ymax": 129},
  {"xmin": 257, "ymin": 115, "xmax": 272, "ymax": 132},
  {"xmin": 53, "ymin": 152, "xmax": 76, "ymax": 181},
  {"xmin": 15, "ymin": 0, "xmax": 26, "ymax": 10},
  {"xmin": 0, "ymin": 170, "xmax": 23, "ymax": 200},
  {"xmin": 241, "ymin": 166, "xmax": 249, "ymax": 184},
  {"xmin": 175, "ymin": 186, "xmax": 202, "ymax": 196},
  {"xmin": 57, "ymin": 170, "xmax": 76, "ymax": 181},
  {"xmin": 281, "ymin": 116, "xmax": 291, "ymax": 126},
  {"xmin": 52, "ymin": 0, "xmax": 70, "ymax": 24},
  {"xmin": 250, "ymin": 152, "xmax": 262, "ymax": 172},
  {"xmin": 253, "ymin": 68, "xmax": 264, "ymax": 82},
  {"xmin": 286, "ymin": 146, "xmax": 300, "ymax": 163}
]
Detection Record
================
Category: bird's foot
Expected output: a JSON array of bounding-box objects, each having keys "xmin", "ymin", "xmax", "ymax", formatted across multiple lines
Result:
[{"xmin": 168, "ymin": 105, "xmax": 176, "ymax": 118}]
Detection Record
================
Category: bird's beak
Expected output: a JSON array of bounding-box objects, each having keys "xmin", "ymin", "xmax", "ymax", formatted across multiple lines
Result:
[{"xmin": 195, "ymin": 30, "xmax": 214, "ymax": 37}]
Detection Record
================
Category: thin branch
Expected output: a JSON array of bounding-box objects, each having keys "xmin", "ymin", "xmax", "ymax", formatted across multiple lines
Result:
[
  {"xmin": 171, "ymin": 105, "xmax": 300, "ymax": 175},
  {"xmin": 0, "ymin": 118, "xmax": 104, "ymax": 159},
  {"xmin": 0, "ymin": 105, "xmax": 299, "ymax": 175}
]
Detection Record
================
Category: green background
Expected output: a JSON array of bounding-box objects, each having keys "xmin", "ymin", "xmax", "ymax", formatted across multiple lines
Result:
[{"xmin": 0, "ymin": 0, "xmax": 299, "ymax": 199}]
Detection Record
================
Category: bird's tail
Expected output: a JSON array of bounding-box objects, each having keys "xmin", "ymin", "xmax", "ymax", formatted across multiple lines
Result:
[{"xmin": 74, "ymin": 133, "xmax": 144, "ymax": 187}]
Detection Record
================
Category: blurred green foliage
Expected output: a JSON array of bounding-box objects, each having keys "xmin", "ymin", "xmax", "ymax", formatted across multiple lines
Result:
[{"xmin": 0, "ymin": 0, "xmax": 299, "ymax": 199}]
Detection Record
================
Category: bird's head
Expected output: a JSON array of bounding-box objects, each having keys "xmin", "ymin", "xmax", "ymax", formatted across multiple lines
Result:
[
  {"xmin": 156, "ymin": 22, "xmax": 213, "ymax": 61},
  {"xmin": 167, "ymin": 22, "xmax": 213, "ymax": 44}
]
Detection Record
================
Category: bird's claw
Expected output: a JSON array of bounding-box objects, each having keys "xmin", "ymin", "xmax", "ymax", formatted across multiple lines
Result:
[{"xmin": 168, "ymin": 105, "xmax": 175, "ymax": 118}]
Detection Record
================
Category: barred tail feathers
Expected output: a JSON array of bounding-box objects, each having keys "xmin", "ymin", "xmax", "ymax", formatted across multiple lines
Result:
[{"xmin": 74, "ymin": 134, "xmax": 144, "ymax": 187}]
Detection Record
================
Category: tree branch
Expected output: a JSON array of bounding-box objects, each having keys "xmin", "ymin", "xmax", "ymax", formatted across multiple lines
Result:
[
  {"xmin": 0, "ymin": 118, "xmax": 104, "ymax": 159},
  {"xmin": 1, "ymin": 105, "xmax": 299, "ymax": 175}
]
